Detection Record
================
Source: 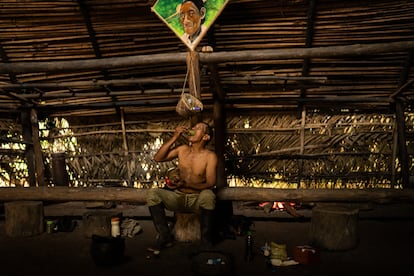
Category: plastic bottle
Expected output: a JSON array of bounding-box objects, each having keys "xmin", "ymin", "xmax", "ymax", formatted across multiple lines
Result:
[
  {"xmin": 111, "ymin": 217, "xmax": 121, "ymax": 237},
  {"xmin": 245, "ymin": 229, "xmax": 254, "ymax": 262},
  {"xmin": 46, "ymin": 220, "xmax": 54, "ymax": 234}
]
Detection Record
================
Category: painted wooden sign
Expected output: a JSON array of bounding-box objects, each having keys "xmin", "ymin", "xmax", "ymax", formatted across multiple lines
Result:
[{"xmin": 152, "ymin": 0, "xmax": 229, "ymax": 51}]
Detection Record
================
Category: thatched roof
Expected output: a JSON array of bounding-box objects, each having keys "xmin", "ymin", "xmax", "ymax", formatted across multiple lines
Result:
[{"xmin": 0, "ymin": 0, "xmax": 413, "ymax": 120}]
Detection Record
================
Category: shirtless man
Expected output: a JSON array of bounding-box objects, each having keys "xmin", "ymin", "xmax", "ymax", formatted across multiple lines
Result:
[{"xmin": 147, "ymin": 122, "xmax": 218, "ymax": 252}]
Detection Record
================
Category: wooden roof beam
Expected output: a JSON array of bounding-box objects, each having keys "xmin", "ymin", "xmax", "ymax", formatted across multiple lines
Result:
[
  {"xmin": 0, "ymin": 41, "xmax": 413, "ymax": 74},
  {"xmin": 77, "ymin": 0, "xmax": 102, "ymax": 61},
  {"xmin": 299, "ymin": 0, "xmax": 317, "ymax": 113},
  {"xmin": 0, "ymin": 42, "xmax": 17, "ymax": 83}
]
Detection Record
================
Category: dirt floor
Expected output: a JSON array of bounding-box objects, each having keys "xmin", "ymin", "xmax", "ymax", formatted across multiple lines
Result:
[{"xmin": 1, "ymin": 202, "xmax": 413, "ymax": 276}]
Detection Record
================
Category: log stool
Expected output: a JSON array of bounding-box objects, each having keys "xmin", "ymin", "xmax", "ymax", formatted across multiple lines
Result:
[
  {"xmin": 309, "ymin": 205, "xmax": 359, "ymax": 251},
  {"xmin": 4, "ymin": 201, "xmax": 44, "ymax": 237},
  {"xmin": 82, "ymin": 210, "xmax": 122, "ymax": 238},
  {"xmin": 173, "ymin": 212, "xmax": 200, "ymax": 242}
]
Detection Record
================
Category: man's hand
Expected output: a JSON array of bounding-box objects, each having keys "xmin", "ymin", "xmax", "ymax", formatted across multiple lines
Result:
[{"xmin": 174, "ymin": 125, "xmax": 188, "ymax": 137}]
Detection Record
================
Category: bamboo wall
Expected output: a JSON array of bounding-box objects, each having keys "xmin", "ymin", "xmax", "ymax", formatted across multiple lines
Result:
[{"xmin": 1, "ymin": 110, "xmax": 412, "ymax": 189}]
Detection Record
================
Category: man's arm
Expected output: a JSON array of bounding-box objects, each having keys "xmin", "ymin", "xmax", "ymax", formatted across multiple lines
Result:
[{"xmin": 153, "ymin": 126, "xmax": 186, "ymax": 162}]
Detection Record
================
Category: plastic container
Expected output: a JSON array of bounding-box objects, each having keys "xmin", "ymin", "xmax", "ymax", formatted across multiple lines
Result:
[
  {"xmin": 111, "ymin": 217, "xmax": 121, "ymax": 237},
  {"xmin": 46, "ymin": 220, "xmax": 55, "ymax": 234}
]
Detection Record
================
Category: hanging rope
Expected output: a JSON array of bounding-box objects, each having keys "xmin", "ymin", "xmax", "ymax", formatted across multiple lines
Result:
[{"xmin": 176, "ymin": 54, "xmax": 203, "ymax": 117}]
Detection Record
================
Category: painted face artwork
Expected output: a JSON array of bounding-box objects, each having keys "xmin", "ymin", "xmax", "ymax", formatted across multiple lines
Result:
[
  {"xmin": 179, "ymin": 1, "xmax": 205, "ymax": 41},
  {"xmin": 152, "ymin": 0, "xmax": 230, "ymax": 50}
]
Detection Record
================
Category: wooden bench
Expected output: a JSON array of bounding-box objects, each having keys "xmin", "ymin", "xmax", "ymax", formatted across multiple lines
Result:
[{"xmin": 3, "ymin": 187, "xmax": 413, "ymax": 245}]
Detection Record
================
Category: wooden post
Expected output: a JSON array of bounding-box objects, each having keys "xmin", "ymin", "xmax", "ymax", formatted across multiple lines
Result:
[
  {"xmin": 21, "ymin": 110, "xmax": 36, "ymax": 186},
  {"xmin": 395, "ymin": 101, "xmax": 410, "ymax": 188},
  {"xmin": 309, "ymin": 205, "xmax": 359, "ymax": 251},
  {"xmin": 298, "ymin": 107, "xmax": 306, "ymax": 188},
  {"xmin": 30, "ymin": 109, "xmax": 46, "ymax": 186},
  {"xmin": 51, "ymin": 152, "xmax": 69, "ymax": 186},
  {"xmin": 4, "ymin": 201, "xmax": 44, "ymax": 237},
  {"xmin": 209, "ymin": 61, "xmax": 233, "ymax": 234},
  {"xmin": 187, "ymin": 50, "xmax": 202, "ymax": 124},
  {"xmin": 187, "ymin": 51, "xmax": 200, "ymax": 99},
  {"xmin": 209, "ymin": 63, "xmax": 227, "ymax": 189},
  {"xmin": 120, "ymin": 108, "xmax": 131, "ymax": 186},
  {"xmin": 391, "ymin": 120, "xmax": 398, "ymax": 188}
]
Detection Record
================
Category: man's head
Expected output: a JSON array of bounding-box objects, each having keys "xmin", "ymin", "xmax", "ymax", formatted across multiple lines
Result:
[
  {"xmin": 188, "ymin": 121, "xmax": 213, "ymax": 145},
  {"xmin": 179, "ymin": 0, "xmax": 206, "ymax": 39},
  {"xmin": 201, "ymin": 122, "xmax": 213, "ymax": 141}
]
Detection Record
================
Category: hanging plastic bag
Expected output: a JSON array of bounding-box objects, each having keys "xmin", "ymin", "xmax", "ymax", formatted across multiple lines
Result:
[
  {"xmin": 176, "ymin": 64, "xmax": 203, "ymax": 117},
  {"xmin": 176, "ymin": 92, "xmax": 203, "ymax": 117}
]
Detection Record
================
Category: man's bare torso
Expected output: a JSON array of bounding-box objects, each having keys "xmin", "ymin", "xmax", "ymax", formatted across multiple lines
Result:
[{"xmin": 177, "ymin": 145, "xmax": 211, "ymax": 193}]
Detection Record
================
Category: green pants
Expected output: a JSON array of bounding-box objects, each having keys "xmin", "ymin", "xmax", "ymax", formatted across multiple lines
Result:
[{"xmin": 146, "ymin": 188, "xmax": 216, "ymax": 213}]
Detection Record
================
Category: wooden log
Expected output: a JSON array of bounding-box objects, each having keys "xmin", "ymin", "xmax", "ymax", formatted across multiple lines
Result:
[
  {"xmin": 217, "ymin": 188, "xmax": 414, "ymax": 203},
  {"xmin": 4, "ymin": 201, "xmax": 44, "ymax": 237},
  {"xmin": 0, "ymin": 41, "xmax": 413, "ymax": 74},
  {"xmin": 173, "ymin": 212, "xmax": 200, "ymax": 242},
  {"xmin": 82, "ymin": 210, "xmax": 122, "ymax": 238},
  {"xmin": 0, "ymin": 75, "xmax": 326, "ymax": 89},
  {"xmin": 1, "ymin": 187, "xmax": 414, "ymax": 204},
  {"xmin": 309, "ymin": 205, "xmax": 359, "ymax": 251}
]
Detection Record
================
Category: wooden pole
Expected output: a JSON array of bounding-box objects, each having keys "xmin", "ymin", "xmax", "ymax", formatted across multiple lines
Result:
[
  {"xmin": 209, "ymin": 64, "xmax": 226, "ymax": 189},
  {"xmin": 187, "ymin": 51, "xmax": 200, "ymax": 99},
  {"xmin": 0, "ymin": 75, "xmax": 327, "ymax": 89},
  {"xmin": 0, "ymin": 41, "xmax": 413, "ymax": 74},
  {"xmin": 1, "ymin": 187, "xmax": 414, "ymax": 204},
  {"xmin": 395, "ymin": 101, "xmax": 410, "ymax": 188},
  {"xmin": 21, "ymin": 110, "xmax": 36, "ymax": 187},
  {"xmin": 120, "ymin": 108, "xmax": 131, "ymax": 186},
  {"xmin": 391, "ymin": 120, "xmax": 398, "ymax": 188},
  {"xmin": 298, "ymin": 107, "xmax": 306, "ymax": 187},
  {"xmin": 120, "ymin": 108, "xmax": 128, "ymax": 152},
  {"xmin": 30, "ymin": 109, "xmax": 46, "ymax": 186}
]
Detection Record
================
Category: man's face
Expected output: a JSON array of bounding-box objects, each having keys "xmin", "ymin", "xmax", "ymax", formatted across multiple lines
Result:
[
  {"xmin": 179, "ymin": 2, "xmax": 205, "ymax": 37},
  {"xmin": 187, "ymin": 122, "xmax": 209, "ymax": 143}
]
